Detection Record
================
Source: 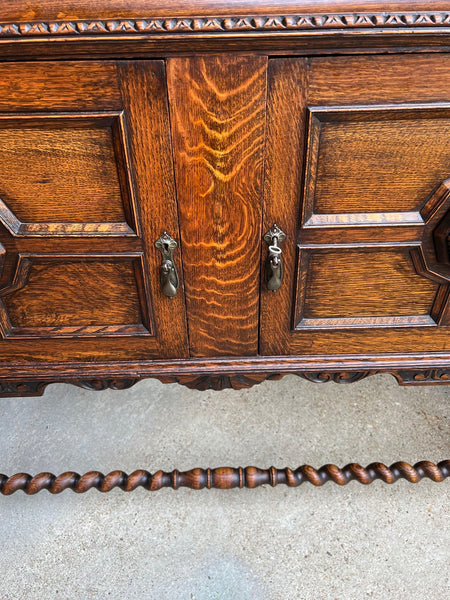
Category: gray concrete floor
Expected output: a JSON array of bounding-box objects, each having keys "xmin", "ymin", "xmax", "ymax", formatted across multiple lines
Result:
[{"xmin": 0, "ymin": 374, "xmax": 448, "ymax": 599}]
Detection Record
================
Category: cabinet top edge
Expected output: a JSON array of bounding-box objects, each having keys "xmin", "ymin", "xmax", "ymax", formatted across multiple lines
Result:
[
  {"xmin": 2, "ymin": 1, "xmax": 450, "ymax": 30},
  {"xmin": 2, "ymin": 1, "xmax": 450, "ymax": 22},
  {"xmin": 0, "ymin": 1, "xmax": 450, "ymax": 57}
]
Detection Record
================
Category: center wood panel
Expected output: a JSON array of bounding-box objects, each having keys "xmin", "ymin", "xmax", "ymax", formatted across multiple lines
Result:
[{"xmin": 167, "ymin": 56, "xmax": 267, "ymax": 357}]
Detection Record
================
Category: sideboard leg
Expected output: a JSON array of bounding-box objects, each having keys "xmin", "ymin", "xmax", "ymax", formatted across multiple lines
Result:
[{"xmin": 0, "ymin": 461, "xmax": 448, "ymax": 495}]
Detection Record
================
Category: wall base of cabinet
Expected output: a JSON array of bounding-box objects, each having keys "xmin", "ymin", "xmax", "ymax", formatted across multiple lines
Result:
[
  {"xmin": 1, "ymin": 461, "xmax": 448, "ymax": 495},
  {"xmin": 0, "ymin": 363, "xmax": 449, "ymax": 397}
]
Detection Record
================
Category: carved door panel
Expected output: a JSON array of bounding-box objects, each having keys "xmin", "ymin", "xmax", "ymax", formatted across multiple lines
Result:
[
  {"xmin": 0, "ymin": 61, "xmax": 189, "ymax": 362},
  {"xmin": 260, "ymin": 55, "xmax": 450, "ymax": 356}
]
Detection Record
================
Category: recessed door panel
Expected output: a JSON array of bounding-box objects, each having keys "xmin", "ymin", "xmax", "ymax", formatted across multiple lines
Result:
[
  {"xmin": 260, "ymin": 55, "xmax": 450, "ymax": 356},
  {"xmin": 303, "ymin": 106, "xmax": 450, "ymax": 225},
  {"xmin": 0, "ymin": 113, "xmax": 137, "ymax": 236},
  {"xmin": 294, "ymin": 247, "xmax": 438, "ymax": 329}
]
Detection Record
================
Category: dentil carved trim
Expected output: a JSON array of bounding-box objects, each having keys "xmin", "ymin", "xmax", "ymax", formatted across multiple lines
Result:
[{"xmin": 0, "ymin": 13, "xmax": 450, "ymax": 39}]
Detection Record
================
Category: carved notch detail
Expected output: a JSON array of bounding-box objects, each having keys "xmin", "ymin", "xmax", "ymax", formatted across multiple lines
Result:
[{"xmin": 0, "ymin": 13, "xmax": 450, "ymax": 39}]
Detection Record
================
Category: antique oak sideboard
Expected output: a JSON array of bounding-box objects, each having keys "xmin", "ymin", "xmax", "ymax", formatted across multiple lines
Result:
[{"xmin": 0, "ymin": 1, "xmax": 448, "ymax": 495}]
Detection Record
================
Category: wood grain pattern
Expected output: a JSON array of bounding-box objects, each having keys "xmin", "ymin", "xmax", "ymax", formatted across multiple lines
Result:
[
  {"xmin": 261, "ymin": 54, "xmax": 450, "ymax": 357},
  {"xmin": 303, "ymin": 106, "xmax": 450, "ymax": 221},
  {"xmin": 168, "ymin": 55, "xmax": 267, "ymax": 357},
  {"xmin": 0, "ymin": 9, "xmax": 448, "ymax": 393},
  {"xmin": 299, "ymin": 247, "xmax": 438, "ymax": 319},
  {"xmin": 0, "ymin": 117, "xmax": 128, "ymax": 227},
  {"xmin": 4, "ymin": 1, "xmax": 450, "ymax": 21},
  {"xmin": 1, "ymin": 461, "xmax": 448, "ymax": 494},
  {"xmin": 2, "ymin": 258, "xmax": 145, "ymax": 328},
  {"xmin": 116, "ymin": 60, "xmax": 189, "ymax": 359},
  {"xmin": 309, "ymin": 55, "xmax": 450, "ymax": 106},
  {"xmin": 4, "ymin": 1, "xmax": 450, "ymax": 20},
  {"xmin": 0, "ymin": 62, "xmax": 121, "ymax": 112},
  {"xmin": 0, "ymin": 59, "xmax": 189, "ymax": 361},
  {"xmin": 2, "ymin": 352, "xmax": 450, "ymax": 394},
  {"xmin": 260, "ymin": 58, "xmax": 309, "ymax": 355}
]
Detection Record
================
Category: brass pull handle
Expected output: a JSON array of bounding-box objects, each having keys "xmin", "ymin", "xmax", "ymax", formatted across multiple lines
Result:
[
  {"xmin": 264, "ymin": 224, "xmax": 286, "ymax": 292},
  {"xmin": 155, "ymin": 232, "xmax": 179, "ymax": 298}
]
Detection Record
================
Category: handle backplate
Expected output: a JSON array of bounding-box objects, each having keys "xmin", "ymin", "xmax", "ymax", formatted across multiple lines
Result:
[
  {"xmin": 155, "ymin": 232, "xmax": 179, "ymax": 298},
  {"xmin": 264, "ymin": 224, "xmax": 286, "ymax": 292}
]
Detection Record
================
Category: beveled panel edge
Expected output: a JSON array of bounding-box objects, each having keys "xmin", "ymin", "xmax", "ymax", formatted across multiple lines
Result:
[
  {"xmin": 412, "ymin": 180, "xmax": 450, "ymax": 290},
  {"xmin": 293, "ymin": 242, "xmax": 436, "ymax": 331},
  {"xmin": 296, "ymin": 315, "xmax": 436, "ymax": 329},
  {"xmin": 302, "ymin": 104, "xmax": 450, "ymax": 228},
  {"xmin": 0, "ymin": 253, "xmax": 154, "ymax": 339},
  {"xmin": 5, "ymin": 324, "xmax": 151, "ymax": 340},
  {"xmin": 304, "ymin": 212, "xmax": 424, "ymax": 228},
  {"xmin": 0, "ymin": 111, "xmax": 139, "ymax": 237}
]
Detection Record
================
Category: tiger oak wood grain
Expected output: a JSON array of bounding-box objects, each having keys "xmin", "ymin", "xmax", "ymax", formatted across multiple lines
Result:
[
  {"xmin": 0, "ymin": 122, "xmax": 126, "ymax": 225},
  {"xmin": 0, "ymin": 60, "xmax": 188, "ymax": 361},
  {"xmin": 260, "ymin": 53, "xmax": 450, "ymax": 358},
  {"xmin": 168, "ymin": 55, "xmax": 267, "ymax": 357},
  {"xmin": 0, "ymin": 2, "xmax": 448, "ymax": 394}
]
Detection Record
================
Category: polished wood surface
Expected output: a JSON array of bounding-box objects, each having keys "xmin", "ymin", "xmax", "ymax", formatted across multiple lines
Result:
[
  {"xmin": 4, "ymin": 1, "xmax": 450, "ymax": 21},
  {"xmin": 168, "ymin": 55, "xmax": 266, "ymax": 357},
  {"xmin": 1, "ymin": 460, "xmax": 448, "ymax": 495},
  {"xmin": 0, "ymin": 1, "xmax": 448, "ymax": 389},
  {"xmin": 0, "ymin": 116, "xmax": 129, "ymax": 227},
  {"xmin": 0, "ymin": 0, "xmax": 448, "ymax": 500},
  {"xmin": 0, "ymin": 60, "xmax": 189, "ymax": 361},
  {"xmin": 261, "ymin": 53, "xmax": 450, "ymax": 357}
]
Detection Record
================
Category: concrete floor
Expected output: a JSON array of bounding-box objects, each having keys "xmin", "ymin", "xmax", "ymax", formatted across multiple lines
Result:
[{"xmin": 0, "ymin": 374, "xmax": 448, "ymax": 599}]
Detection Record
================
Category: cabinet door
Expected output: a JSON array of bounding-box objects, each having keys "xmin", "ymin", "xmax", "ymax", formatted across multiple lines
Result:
[
  {"xmin": 261, "ymin": 55, "xmax": 450, "ymax": 357},
  {"xmin": 0, "ymin": 61, "xmax": 188, "ymax": 362}
]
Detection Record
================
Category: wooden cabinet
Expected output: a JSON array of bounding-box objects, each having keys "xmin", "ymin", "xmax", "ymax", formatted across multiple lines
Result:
[
  {"xmin": 0, "ymin": 1, "xmax": 449, "ymax": 396},
  {"xmin": 1, "ymin": 1, "xmax": 450, "ymax": 496}
]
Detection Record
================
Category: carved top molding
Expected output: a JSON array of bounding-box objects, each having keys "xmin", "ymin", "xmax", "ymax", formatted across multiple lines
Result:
[{"xmin": 1, "ymin": 13, "xmax": 450, "ymax": 39}]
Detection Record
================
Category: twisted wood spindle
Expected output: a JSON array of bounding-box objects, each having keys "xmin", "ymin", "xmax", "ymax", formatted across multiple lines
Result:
[{"xmin": 0, "ymin": 460, "xmax": 448, "ymax": 495}]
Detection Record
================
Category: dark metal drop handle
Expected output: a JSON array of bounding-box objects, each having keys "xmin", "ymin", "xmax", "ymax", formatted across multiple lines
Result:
[
  {"xmin": 155, "ymin": 232, "xmax": 179, "ymax": 298},
  {"xmin": 264, "ymin": 224, "xmax": 286, "ymax": 292}
]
